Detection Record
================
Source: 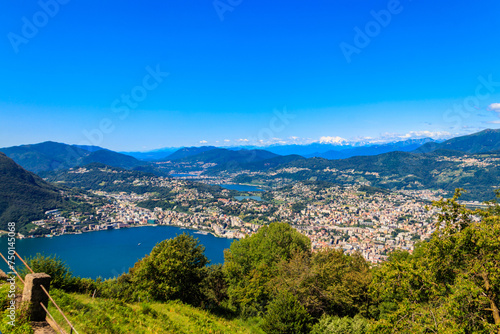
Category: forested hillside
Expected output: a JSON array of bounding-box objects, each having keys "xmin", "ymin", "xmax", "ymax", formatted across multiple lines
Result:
[{"xmin": 0, "ymin": 152, "xmax": 63, "ymax": 230}]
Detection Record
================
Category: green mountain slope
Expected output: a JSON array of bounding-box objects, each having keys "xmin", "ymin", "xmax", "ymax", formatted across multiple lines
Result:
[
  {"xmin": 0, "ymin": 142, "xmax": 148, "ymax": 173},
  {"xmin": 42, "ymin": 163, "xmax": 161, "ymax": 193},
  {"xmin": 237, "ymin": 149, "xmax": 500, "ymax": 201},
  {"xmin": 415, "ymin": 128, "xmax": 500, "ymax": 154},
  {"xmin": 46, "ymin": 289, "xmax": 263, "ymax": 334},
  {"xmin": 0, "ymin": 152, "xmax": 63, "ymax": 230},
  {"xmin": 0, "ymin": 141, "xmax": 89, "ymax": 173},
  {"xmin": 205, "ymin": 154, "xmax": 305, "ymax": 175},
  {"xmin": 79, "ymin": 149, "xmax": 145, "ymax": 169},
  {"xmin": 165, "ymin": 146, "xmax": 218, "ymax": 161}
]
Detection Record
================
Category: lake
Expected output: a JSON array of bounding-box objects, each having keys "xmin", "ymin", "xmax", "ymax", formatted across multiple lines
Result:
[
  {"xmin": 234, "ymin": 195, "xmax": 262, "ymax": 201},
  {"xmin": 219, "ymin": 184, "xmax": 263, "ymax": 192},
  {"xmin": 0, "ymin": 226, "xmax": 234, "ymax": 279}
]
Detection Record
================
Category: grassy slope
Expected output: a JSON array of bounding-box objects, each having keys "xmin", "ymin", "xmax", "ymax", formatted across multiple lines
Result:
[{"xmin": 48, "ymin": 289, "xmax": 264, "ymax": 334}]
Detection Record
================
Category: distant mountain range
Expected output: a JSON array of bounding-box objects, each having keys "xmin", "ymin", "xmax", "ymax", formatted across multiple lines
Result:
[
  {"xmin": 2, "ymin": 130, "xmax": 496, "ymax": 174},
  {"xmin": 168, "ymin": 148, "xmax": 279, "ymax": 164},
  {"xmin": 306, "ymin": 138, "xmax": 436, "ymax": 159},
  {"xmin": 125, "ymin": 138, "xmax": 437, "ymax": 160},
  {"xmin": 1, "ymin": 129, "xmax": 500, "ymax": 201},
  {"xmin": 256, "ymin": 138, "xmax": 436, "ymax": 158}
]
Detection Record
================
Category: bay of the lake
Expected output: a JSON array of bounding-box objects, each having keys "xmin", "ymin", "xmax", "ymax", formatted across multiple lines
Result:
[{"xmin": 0, "ymin": 226, "xmax": 234, "ymax": 279}]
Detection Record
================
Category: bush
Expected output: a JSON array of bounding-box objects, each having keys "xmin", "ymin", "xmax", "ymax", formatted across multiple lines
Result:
[
  {"xmin": 18, "ymin": 253, "xmax": 76, "ymax": 291},
  {"xmin": 311, "ymin": 315, "xmax": 371, "ymax": 334}
]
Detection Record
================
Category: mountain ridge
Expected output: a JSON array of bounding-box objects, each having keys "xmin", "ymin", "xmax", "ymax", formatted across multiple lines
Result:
[
  {"xmin": 414, "ymin": 128, "xmax": 500, "ymax": 154},
  {"xmin": 0, "ymin": 141, "xmax": 148, "ymax": 173}
]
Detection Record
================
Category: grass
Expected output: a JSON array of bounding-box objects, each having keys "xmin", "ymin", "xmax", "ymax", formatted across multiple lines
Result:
[
  {"xmin": 0, "ymin": 283, "xmax": 34, "ymax": 334},
  {"xmin": 47, "ymin": 289, "xmax": 265, "ymax": 334}
]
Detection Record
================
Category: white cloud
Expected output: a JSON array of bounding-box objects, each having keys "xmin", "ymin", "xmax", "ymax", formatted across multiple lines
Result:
[
  {"xmin": 224, "ymin": 139, "xmax": 230, "ymax": 142},
  {"xmin": 376, "ymin": 131, "xmax": 451, "ymax": 142},
  {"xmin": 319, "ymin": 136, "xmax": 348, "ymax": 145},
  {"xmin": 487, "ymin": 103, "xmax": 500, "ymax": 112},
  {"xmin": 486, "ymin": 120, "xmax": 500, "ymax": 124},
  {"xmin": 398, "ymin": 130, "xmax": 451, "ymax": 139},
  {"xmin": 199, "ymin": 140, "xmax": 208, "ymax": 144},
  {"xmin": 237, "ymin": 138, "xmax": 249, "ymax": 142}
]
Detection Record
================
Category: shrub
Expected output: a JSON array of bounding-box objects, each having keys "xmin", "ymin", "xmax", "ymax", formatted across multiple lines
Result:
[
  {"xmin": 311, "ymin": 315, "xmax": 371, "ymax": 334},
  {"xmin": 18, "ymin": 253, "xmax": 76, "ymax": 291}
]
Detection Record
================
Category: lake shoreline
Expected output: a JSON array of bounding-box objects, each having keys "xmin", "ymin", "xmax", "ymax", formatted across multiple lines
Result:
[
  {"xmin": 4, "ymin": 221, "xmax": 236, "ymax": 241},
  {"xmin": 0, "ymin": 225, "xmax": 235, "ymax": 279}
]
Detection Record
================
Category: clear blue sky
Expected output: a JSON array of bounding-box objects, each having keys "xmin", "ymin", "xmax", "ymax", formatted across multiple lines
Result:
[{"xmin": 1, "ymin": 0, "xmax": 500, "ymax": 151}]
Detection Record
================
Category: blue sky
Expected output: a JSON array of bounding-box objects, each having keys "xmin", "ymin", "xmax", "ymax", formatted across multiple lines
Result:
[{"xmin": 1, "ymin": 0, "xmax": 500, "ymax": 151}]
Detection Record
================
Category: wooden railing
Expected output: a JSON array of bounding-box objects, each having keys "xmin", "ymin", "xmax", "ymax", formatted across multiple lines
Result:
[{"xmin": 0, "ymin": 251, "xmax": 79, "ymax": 334}]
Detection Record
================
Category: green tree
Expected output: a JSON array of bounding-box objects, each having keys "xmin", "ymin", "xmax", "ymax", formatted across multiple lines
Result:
[
  {"xmin": 130, "ymin": 233, "xmax": 209, "ymax": 305},
  {"xmin": 271, "ymin": 248, "xmax": 372, "ymax": 319},
  {"xmin": 261, "ymin": 290, "xmax": 312, "ymax": 334},
  {"xmin": 371, "ymin": 189, "xmax": 500, "ymax": 333},
  {"xmin": 201, "ymin": 264, "xmax": 229, "ymax": 312},
  {"xmin": 223, "ymin": 222, "xmax": 311, "ymax": 316}
]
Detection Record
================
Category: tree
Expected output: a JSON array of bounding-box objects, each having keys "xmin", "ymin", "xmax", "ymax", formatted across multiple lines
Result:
[
  {"xmin": 129, "ymin": 233, "xmax": 208, "ymax": 305},
  {"xmin": 271, "ymin": 248, "xmax": 372, "ymax": 319},
  {"xmin": 261, "ymin": 290, "xmax": 312, "ymax": 334},
  {"xmin": 223, "ymin": 222, "xmax": 311, "ymax": 316},
  {"xmin": 201, "ymin": 264, "xmax": 229, "ymax": 312},
  {"xmin": 371, "ymin": 189, "xmax": 500, "ymax": 333}
]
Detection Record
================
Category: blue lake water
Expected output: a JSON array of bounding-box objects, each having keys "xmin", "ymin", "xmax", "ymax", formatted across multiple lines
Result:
[
  {"xmin": 170, "ymin": 174, "xmax": 198, "ymax": 177},
  {"xmin": 234, "ymin": 195, "xmax": 262, "ymax": 201},
  {"xmin": 219, "ymin": 184, "xmax": 263, "ymax": 192},
  {"xmin": 0, "ymin": 226, "xmax": 234, "ymax": 279}
]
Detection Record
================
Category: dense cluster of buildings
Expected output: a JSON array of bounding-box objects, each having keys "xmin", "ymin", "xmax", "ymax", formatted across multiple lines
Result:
[{"xmin": 26, "ymin": 174, "xmax": 451, "ymax": 263}]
